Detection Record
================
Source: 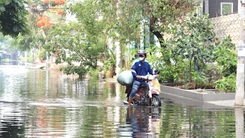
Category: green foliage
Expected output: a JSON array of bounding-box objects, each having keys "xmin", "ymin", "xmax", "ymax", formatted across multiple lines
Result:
[
  {"xmin": 38, "ymin": 48, "xmax": 46, "ymax": 60},
  {"xmin": 214, "ymin": 74, "xmax": 236, "ymax": 93},
  {"xmin": 0, "ymin": 0, "xmax": 29, "ymax": 36},
  {"xmin": 24, "ymin": 52, "xmax": 34, "ymax": 62},
  {"xmin": 1, "ymin": 58, "xmax": 10, "ymax": 63},
  {"xmin": 88, "ymin": 68, "xmax": 100, "ymax": 79},
  {"xmin": 204, "ymin": 63, "xmax": 220, "ymax": 86},
  {"xmin": 148, "ymin": 0, "xmax": 195, "ymax": 45},
  {"xmin": 214, "ymin": 36, "xmax": 237, "ymax": 77},
  {"xmin": 170, "ymin": 13, "xmax": 215, "ymax": 75},
  {"xmin": 11, "ymin": 13, "xmax": 46, "ymax": 51},
  {"xmin": 0, "ymin": 33, "xmax": 14, "ymax": 51},
  {"xmin": 12, "ymin": 33, "xmax": 45, "ymax": 51},
  {"xmin": 91, "ymin": 0, "xmax": 195, "ymax": 48},
  {"xmin": 213, "ymin": 37, "xmax": 237, "ymax": 92},
  {"xmin": 44, "ymin": 21, "xmax": 104, "ymax": 77},
  {"xmin": 61, "ymin": 65, "xmax": 87, "ymax": 79},
  {"xmin": 10, "ymin": 0, "xmax": 196, "ymax": 79},
  {"xmin": 146, "ymin": 46, "xmax": 177, "ymax": 83},
  {"xmin": 159, "ymin": 12, "xmax": 215, "ymax": 88},
  {"xmin": 161, "ymin": 34, "xmax": 237, "ymax": 92},
  {"xmin": 154, "ymin": 10, "xmax": 236, "ymax": 92},
  {"xmin": 191, "ymin": 71, "xmax": 208, "ymax": 89},
  {"xmin": 103, "ymin": 47, "xmax": 116, "ymax": 71},
  {"xmin": 158, "ymin": 65, "xmax": 179, "ymax": 83}
]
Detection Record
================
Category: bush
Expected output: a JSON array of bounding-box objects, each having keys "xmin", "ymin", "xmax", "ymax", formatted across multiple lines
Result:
[
  {"xmin": 213, "ymin": 37, "xmax": 237, "ymax": 92},
  {"xmin": 214, "ymin": 74, "xmax": 236, "ymax": 93}
]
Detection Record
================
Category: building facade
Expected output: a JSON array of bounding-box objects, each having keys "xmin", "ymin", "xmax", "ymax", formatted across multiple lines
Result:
[{"xmin": 203, "ymin": 0, "xmax": 238, "ymax": 18}]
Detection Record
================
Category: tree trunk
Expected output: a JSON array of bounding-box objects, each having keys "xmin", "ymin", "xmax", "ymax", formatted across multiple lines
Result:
[{"xmin": 150, "ymin": 16, "xmax": 165, "ymax": 48}]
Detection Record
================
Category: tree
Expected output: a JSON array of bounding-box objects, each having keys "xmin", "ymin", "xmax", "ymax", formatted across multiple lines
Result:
[
  {"xmin": 11, "ymin": 0, "xmax": 200, "ymax": 78},
  {"xmin": 148, "ymin": 0, "xmax": 199, "ymax": 47},
  {"xmin": 43, "ymin": 22, "xmax": 104, "ymax": 77},
  {"xmin": 0, "ymin": 0, "xmax": 28, "ymax": 36},
  {"xmin": 12, "ymin": 0, "xmax": 66, "ymax": 54},
  {"xmin": 170, "ymin": 13, "xmax": 215, "ymax": 83},
  {"xmin": 13, "ymin": 0, "xmax": 104, "ymax": 77},
  {"xmin": 93, "ymin": 0, "xmax": 199, "ymax": 48}
]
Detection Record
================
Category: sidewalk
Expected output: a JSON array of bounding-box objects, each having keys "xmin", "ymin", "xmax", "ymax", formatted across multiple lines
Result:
[
  {"xmin": 207, "ymin": 100, "xmax": 245, "ymax": 108},
  {"xmin": 160, "ymin": 84, "xmax": 245, "ymax": 109},
  {"xmin": 109, "ymin": 76, "xmax": 245, "ymax": 109}
]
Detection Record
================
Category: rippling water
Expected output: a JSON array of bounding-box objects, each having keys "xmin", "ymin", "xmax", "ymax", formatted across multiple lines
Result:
[{"xmin": 0, "ymin": 65, "xmax": 243, "ymax": 138}]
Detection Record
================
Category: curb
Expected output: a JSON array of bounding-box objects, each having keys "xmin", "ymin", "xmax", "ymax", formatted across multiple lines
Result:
[
  {"xmin": 159, "ymin": 85, "xmax": 245, "ymax": 109},
  {"xmin": 160, "ymin": 85, "xmax": 235, "ymax": 102}
]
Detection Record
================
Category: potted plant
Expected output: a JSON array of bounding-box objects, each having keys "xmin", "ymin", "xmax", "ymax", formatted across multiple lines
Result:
[{"xmin": 103, "ymin": 48, "xmax": 116, "ymax": 78}]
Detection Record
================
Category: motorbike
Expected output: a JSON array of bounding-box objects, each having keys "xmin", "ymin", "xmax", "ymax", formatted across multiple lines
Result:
[{"xmin": 124, "ymin": 74, "xmax": 162, "ymax": 107}]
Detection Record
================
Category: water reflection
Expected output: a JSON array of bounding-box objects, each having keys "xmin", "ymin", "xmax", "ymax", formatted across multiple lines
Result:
[
  {"xmin": 235, "ymin": 108, "xmax": 244, "ymax": 138},
  {"xmin": 119, "ymin": 107, "xmax": 161, "ymax": 138},
  {"xmin": 0, "ymin": 103, "xmax": 25, "ymax": 138},
  {"xmin": 0, "ymin": 66, "xmax": 244, "ymax": 137}
]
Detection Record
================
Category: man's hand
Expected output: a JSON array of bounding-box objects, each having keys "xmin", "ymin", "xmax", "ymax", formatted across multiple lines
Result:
[
  {"xmin": 136, "ymin": 75, "xmax": 147, "ymax": 79},
  {"xmin": 141, "ymin": 76, "xmax": 148, "ymax": 79}
]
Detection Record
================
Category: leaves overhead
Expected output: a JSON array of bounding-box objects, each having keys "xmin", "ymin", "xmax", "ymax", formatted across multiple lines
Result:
[
  {"xmin": 92, "ymin": 0, "xmax": 197, "ymax": 46},
  {"xmin": 0, "ymin": 0, "xmax": 29, "ymax": 36},
  {"xmin": 11, "ymin": 0, "xmax": 201, "ymax": 78}
]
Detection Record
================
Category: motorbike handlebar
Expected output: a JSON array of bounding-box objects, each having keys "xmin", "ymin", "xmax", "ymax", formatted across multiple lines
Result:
[{"xmin": 140, "ymin": 75, "xmax": 158, "ymax": 80}]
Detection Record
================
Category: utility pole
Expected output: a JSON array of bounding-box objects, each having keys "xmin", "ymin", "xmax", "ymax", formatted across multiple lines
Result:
[
  {"xmin": 140, "ymin": 19, "xmax": 145, "ymax": 50},
  {"xmin": 140, "ymin": 17, "xmax": 150, "ymax": 50},
  {"xmin": 115, "ymin": 0, "xmax": 122, "ymax": 78},
  {"xmin": 235, "ymin": 0, "xmax": 245, "ymax": 106}
]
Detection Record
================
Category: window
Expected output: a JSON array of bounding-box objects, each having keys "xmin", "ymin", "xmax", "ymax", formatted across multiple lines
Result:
[{"xmin": 221, "ymin": 2, "xmax": 233, "ymax": 16}]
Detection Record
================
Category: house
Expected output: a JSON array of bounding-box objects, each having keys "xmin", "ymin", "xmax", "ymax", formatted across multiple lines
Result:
[{"xmin": 203, "ymin": 0, "xmax": 238, "ymax": 18}]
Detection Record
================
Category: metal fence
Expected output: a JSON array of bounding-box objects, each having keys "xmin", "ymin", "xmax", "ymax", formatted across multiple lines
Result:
[{"xmin": 209, "ymin": 13, "xmax": 242, "ymax": 47}]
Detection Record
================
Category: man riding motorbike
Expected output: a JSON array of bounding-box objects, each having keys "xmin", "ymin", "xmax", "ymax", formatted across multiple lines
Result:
[{"xmin": 128, "ymin": 50, "xmax": 154, "ymax": 108}]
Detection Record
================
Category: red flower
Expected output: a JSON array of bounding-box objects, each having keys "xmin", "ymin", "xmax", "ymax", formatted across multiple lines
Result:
[
  {"xmin": 36, "ymin": 15, "xmax": 53, "ymax": 28},
  {"xmin": 55, "ymin": 0, "xmax": 65, "ymax": 5}
]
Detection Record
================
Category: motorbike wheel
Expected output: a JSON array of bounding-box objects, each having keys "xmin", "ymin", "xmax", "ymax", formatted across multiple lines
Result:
[{"xmin": 150, "ymin": 94, "xmax": 161, "ymax": 106}]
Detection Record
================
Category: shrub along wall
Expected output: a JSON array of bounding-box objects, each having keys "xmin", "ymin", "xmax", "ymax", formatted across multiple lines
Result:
[{"xmin": 157, "ymin": 13, "xmax": 238, "ymax": 92}]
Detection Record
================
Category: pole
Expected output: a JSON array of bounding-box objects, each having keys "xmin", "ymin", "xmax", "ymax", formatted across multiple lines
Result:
[
  {"xmin": 235, "ymin": 0, "xmax": 245, "ymax": 106},
  {"xmin": 115, "ymin": 0, "xmax": 122, "ymax": 78},
  {"xmin": 140, "ymin": 19, "xmax": 145, "ymax": 50},
  {"xmin": 235, "ymin": 47, "xmax": 245, "ymax": 106},
  {"xmin": 145, "ymin": 18, "xmax": 150, "ymax": 48}
]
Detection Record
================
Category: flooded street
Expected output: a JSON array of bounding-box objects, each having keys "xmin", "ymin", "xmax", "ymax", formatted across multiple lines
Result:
[{"xmin": 0, "ymin": 66, "xmax": 243, "ymax": 138}]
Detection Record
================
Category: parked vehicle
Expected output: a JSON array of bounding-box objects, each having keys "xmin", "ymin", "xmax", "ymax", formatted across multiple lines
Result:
[{"xmin": 124, "ymin": 74, "xmax": 162, "ymax": 107}]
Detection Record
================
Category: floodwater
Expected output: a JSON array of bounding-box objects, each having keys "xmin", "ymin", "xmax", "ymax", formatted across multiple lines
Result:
[{"xmin": 0, "ymin": 65, "xmax": 244, "ymax": 138}]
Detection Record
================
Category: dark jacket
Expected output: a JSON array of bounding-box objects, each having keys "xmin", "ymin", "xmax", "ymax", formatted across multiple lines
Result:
[{"xmin": 131, "ymin": 60, "xmax": 153, "ymax": 82}]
